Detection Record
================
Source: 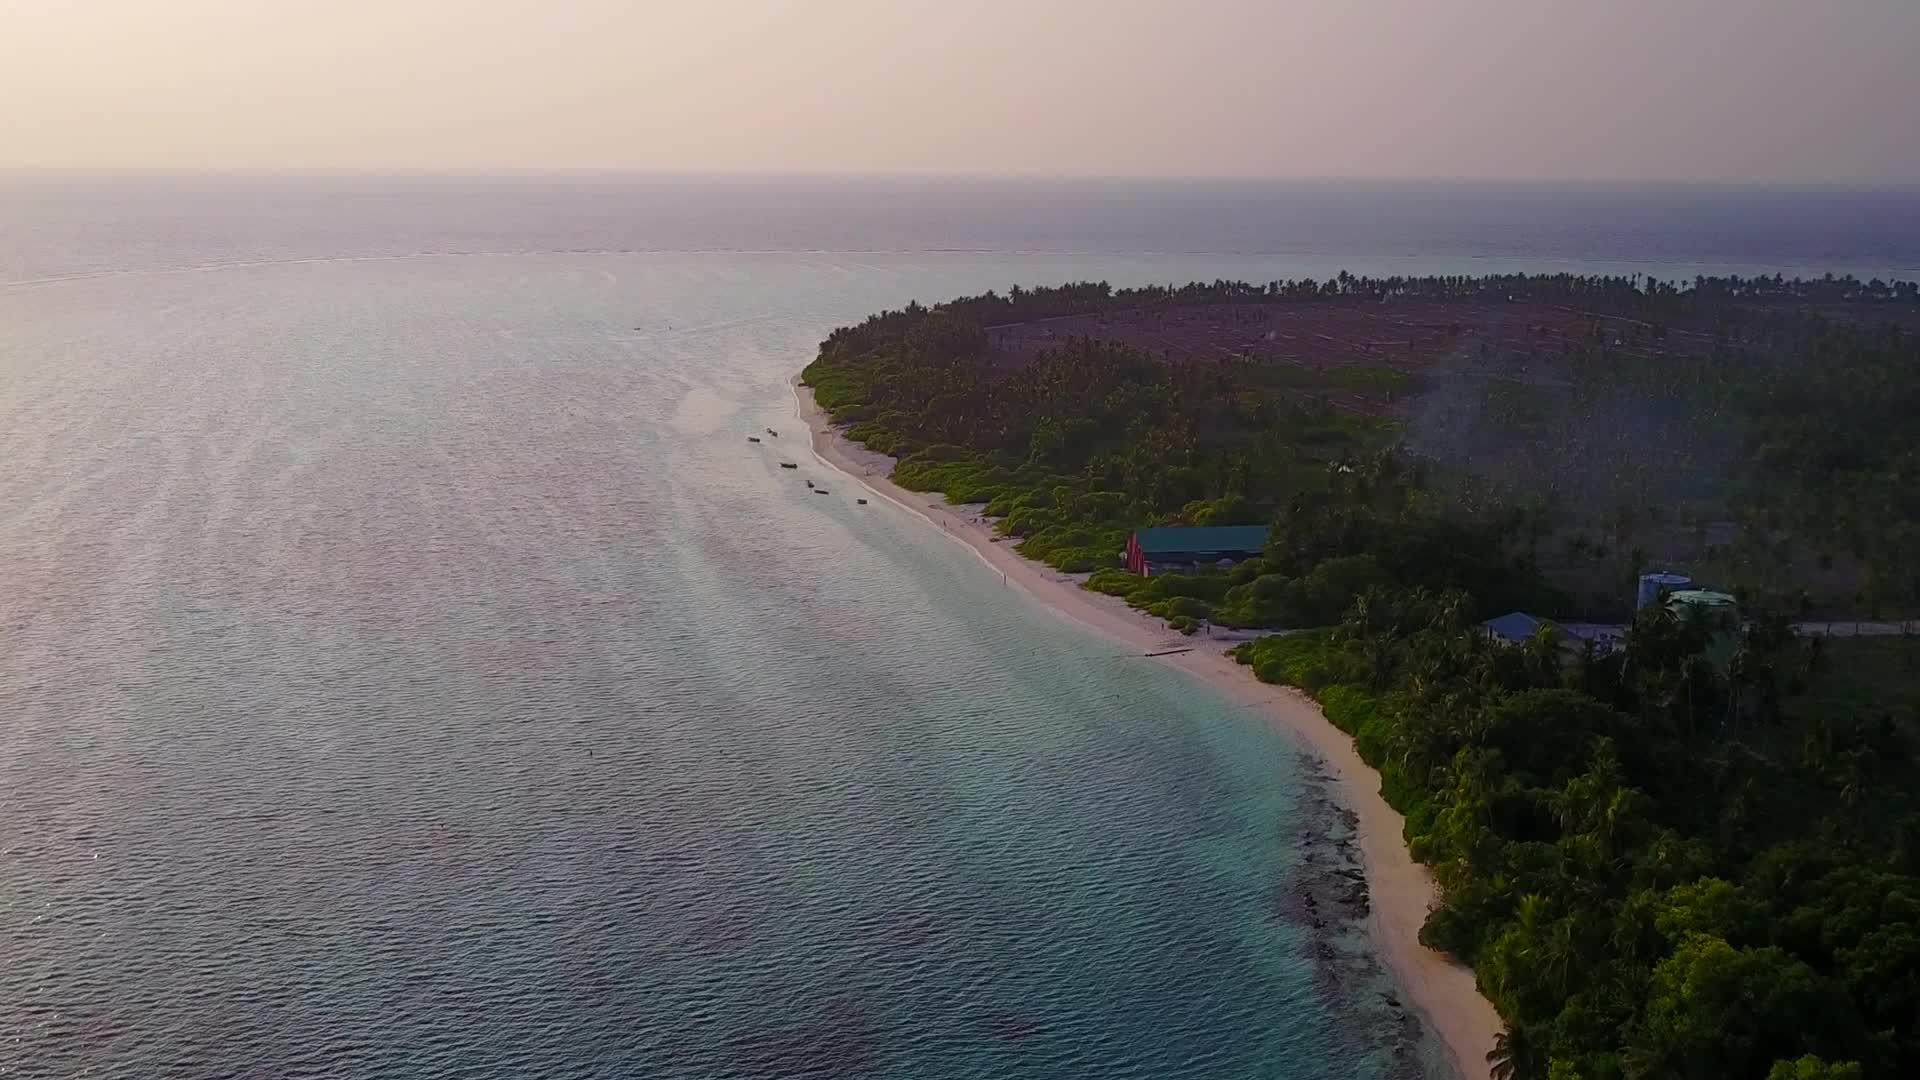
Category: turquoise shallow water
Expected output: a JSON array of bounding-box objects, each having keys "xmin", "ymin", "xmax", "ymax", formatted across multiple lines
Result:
[{"xmin": 5, "ymin": 178, "xmax": 1917, "ymax": 1078}]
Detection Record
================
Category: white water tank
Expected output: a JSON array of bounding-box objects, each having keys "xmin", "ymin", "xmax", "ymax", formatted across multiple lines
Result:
[{"xmin": 1637, "ymin": 571, "xmax": 1692, "ymax": 610}]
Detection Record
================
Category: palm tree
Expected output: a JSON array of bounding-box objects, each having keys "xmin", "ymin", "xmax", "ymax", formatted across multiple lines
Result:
[
  {"xmin": 1593, "ymin": 787, "xmax": 1646, "ymax": 859},
  {"xmin": 1538, "ymin": 917, "xmax": 1582, "ymax": 1000},
  {"xmin": 1522, "ymin": 624, "xmax": 1563, "ymax": 687},
  {"xmin": 1487, "ymin": 1026, "xmax": 1543, "ymax": 1080},
  {"xmin": 1610, "ymin": 890, "xmax": 1661, "ymax": 968}
]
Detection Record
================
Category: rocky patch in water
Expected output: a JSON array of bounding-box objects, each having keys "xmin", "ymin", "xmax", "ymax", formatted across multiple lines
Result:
[{"xmin": 1272, "ymin": 753, "xmax": 1436, "ymax": 1080}]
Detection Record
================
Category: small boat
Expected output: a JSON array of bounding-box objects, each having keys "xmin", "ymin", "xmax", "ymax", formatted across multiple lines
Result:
[
  {"xmin": 814, "ymin": 488, "xmax": 830, "ymax": 495},
  {"xmin": 747, "ymin": 436, "xmax": 761, "ymax": 443},
  {"xmin": 779, "ymin": 462, "xmax": 798, "ymax": 469},
  {"xmin": 856, "ymin": 498, "xmax": 868, "ymax": 505}
]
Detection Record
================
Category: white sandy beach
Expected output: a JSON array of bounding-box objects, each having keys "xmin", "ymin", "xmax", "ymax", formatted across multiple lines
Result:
[{"xmin": 794, "ymin": 377, "xmax": 1504, "ymax": 1080}]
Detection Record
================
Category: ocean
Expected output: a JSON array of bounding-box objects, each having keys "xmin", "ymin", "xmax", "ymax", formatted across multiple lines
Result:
[{"xmin": 3, "ymin": 176, "xmax": 1916, "ymax": 1079}]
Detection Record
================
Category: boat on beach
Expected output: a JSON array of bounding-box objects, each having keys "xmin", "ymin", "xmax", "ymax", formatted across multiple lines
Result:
[
  {"xmin": 814, "ymin": 488, "xmax": 830, "ymax": 495},
  {"xmin": 766, "ymin": 427, "xmax": 779, "ymax": 437},
  {"xmin": 780, "ymin": 462, "xmax": 798, "ymax": 469},
  {"xmin": 747, "ymin": 435, "xmax": 761, "ymax": 443},
  {"xmin": 856, "ymin": 498, "xmax": 868, "ymax": 505}
]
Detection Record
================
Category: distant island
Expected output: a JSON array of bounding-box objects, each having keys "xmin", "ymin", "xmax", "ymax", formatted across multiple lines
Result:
[{"xmin": 800, "ymin": 274, "xmax": 1920, "ymax": 1080}]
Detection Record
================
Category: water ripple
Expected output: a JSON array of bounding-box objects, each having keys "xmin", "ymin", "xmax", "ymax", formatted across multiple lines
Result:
[{"xmin": 0, "ymin": 252, "xmax": 1434, "ymax": 1079}]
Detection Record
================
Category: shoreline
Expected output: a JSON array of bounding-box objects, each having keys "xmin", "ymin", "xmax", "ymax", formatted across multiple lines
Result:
[{"xmin": 792, "ymin": 376, "xmax": 1503, "ymax": 1080}]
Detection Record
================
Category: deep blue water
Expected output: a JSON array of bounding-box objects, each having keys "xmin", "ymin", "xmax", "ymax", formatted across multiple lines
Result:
[{"xmin": 2, "ymin": 177, "xmax": 1916, "ymax": 1079}]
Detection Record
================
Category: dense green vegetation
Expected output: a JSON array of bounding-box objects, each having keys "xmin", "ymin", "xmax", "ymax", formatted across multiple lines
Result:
[
  {"xmin": 1234, "ymin": 599, "xmax": 1920, "ymax": 1080},
  {"xmin": 804, "ymin": 274, "xmax": 1920, "ymax": 1079},
  {"xmin": 804, "ymin": 282, "xmax": 1573, "ymax": 630},
  {"xmin": 803, "ymin": 272, "xmax": 1920, "ymax": 627},
  {"xmin": 1731, "ymin": 326, "xmax": 1920, "ymax": 612},
  {"xmin": 1470, "ymin": 303, "xmax": 1920, "ymax": 616}
]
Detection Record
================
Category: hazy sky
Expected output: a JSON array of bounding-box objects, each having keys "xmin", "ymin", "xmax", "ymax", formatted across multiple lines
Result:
[{"xmin": 4, "ymin": 0, "xmax": 1917, "ymax": 182}]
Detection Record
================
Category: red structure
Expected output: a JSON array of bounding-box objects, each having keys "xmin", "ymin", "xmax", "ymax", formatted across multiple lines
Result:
[{"xmin": 1125, "ymin": 533, "xmax": 1148, "ymax": 576}]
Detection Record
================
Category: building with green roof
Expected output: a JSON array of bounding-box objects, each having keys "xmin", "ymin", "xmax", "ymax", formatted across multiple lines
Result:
[
  {"xmin": 1124, "ymin": 525, "xmax": 1268, "ymax": 577},
  {"xmin": 1667, "ymin": 589, "xmax": 1741, "ymax": 670}
]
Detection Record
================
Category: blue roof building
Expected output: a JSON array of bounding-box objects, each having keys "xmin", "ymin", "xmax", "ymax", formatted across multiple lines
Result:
[{"xmin": 1483, "ymin": 611, "xmax": 1554, "ymax": 645}]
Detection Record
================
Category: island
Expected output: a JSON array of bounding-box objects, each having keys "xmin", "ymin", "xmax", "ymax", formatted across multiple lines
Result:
[{"xmin": 799, "ymin": 274, "xmax": 1920, "ymax": 1080}]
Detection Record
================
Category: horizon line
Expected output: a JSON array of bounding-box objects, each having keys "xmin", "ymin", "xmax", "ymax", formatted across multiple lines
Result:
[{"xmin": 3, "ymin": 166, "xmax": 1918, "ymax": 191}]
